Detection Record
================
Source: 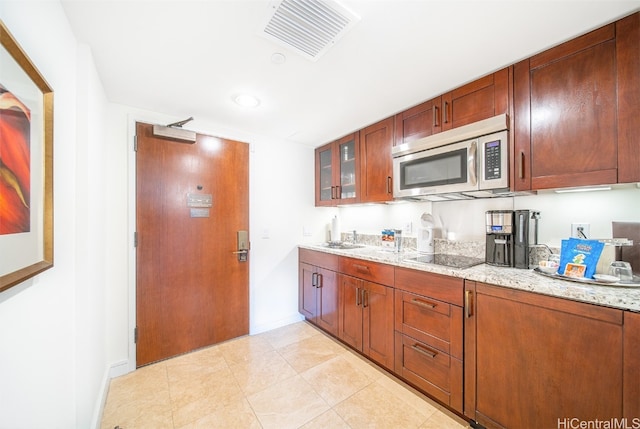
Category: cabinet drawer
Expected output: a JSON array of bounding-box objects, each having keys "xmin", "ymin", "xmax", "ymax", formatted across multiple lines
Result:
[
  {"xmin": 394, "ymin": 289, "xmax": 463, "ymax": 359},
  {"xmin": 395, "ymin": 332, "xmax": 463, "ymax": 412},
  {"xmin": 395, "ymin": 267, "xmax": 464, "ymax": 306},
  {"xmin": 299, "ymin": 248, "xmax": 339, "ymax": 271},
  {"xmin": 340, "ymin": 256, "xmax": 394, "ymax": 286}
]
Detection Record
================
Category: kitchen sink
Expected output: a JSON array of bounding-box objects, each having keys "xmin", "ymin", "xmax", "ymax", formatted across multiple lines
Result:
[{"xmin": 323, "ymin": 242, "xmax": 365, "ymax": 250}]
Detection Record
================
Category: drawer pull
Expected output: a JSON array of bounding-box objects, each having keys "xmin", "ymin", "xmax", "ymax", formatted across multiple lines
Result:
[
  {"xmin": 411, "ymin": 298, "xmax": 437, "ymax": 309},
  {"xmin": 411, "ymin": 343, "xmax": 437, "ymax": 358},
  {"xmin": 353, "ymin": 264, "xmax": 370, "ymax": 273}
]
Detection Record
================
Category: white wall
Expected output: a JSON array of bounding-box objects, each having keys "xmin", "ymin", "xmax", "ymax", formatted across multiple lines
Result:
[{"xmin": 0, "ymin": 2, "xmax": 109, "ymax": 429}]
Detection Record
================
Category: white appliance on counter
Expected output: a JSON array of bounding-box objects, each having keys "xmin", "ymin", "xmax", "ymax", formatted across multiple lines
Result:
[
  {"xmin": 417, "ymin": 212, "xmax": 436, "ymax": 254},
  {"xmin": 392, "ymin": 114, "xmax": 510, "ymax": 200}
]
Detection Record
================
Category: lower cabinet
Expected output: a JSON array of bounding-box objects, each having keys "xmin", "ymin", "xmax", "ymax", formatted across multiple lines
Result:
[
  {"xmin": 298, "ymin": 249, "xmax": 339, "ymax": 336},
  {"xmin": 339, "ymin": 257, "xmax": 395, "ymax": 371},
  {"xmin": 464, "ymin": 281, "xmax": 625, "ymax": 429},
  {"xmin": 394, "ymin": 268, "xmax": 464, "ymax": 413},
  {"xmin": 624, "ymin": 310, "xmax": 640, "ymax": 419}
]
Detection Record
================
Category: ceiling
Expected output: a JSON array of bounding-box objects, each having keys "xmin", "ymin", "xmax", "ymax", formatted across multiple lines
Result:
[{"xmin": 61, "ymin": 0, "xmax": 639, "ymax": 146}]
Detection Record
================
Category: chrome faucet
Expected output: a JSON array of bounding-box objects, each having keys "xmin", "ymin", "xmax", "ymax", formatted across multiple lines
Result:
[{"xmin": 352, "ymin": 230, "xmax": 357, "ymax": 243}]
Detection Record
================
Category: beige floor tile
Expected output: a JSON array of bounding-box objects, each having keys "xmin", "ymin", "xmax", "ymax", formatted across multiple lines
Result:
[
  {"xmin": 338, "ymin": 348, "xmax": 388, "ymax": 382},
  {"xmin": 259, "ymin": 320, "xmax": 321, "ymax": 349},
  {"xmin": 175, "ymin": 397, "xmax": 261, "ymax": 429},
  {"xmin": 100, "ymin": 321, "xmax": 472, "ymax": 429},
  {"xmin": 169, "ymin": 366, "xmax": 245, "ymax": 427},
  {"xmin": 419, "ymin": 407, "xmax": 471, "ymax": 429},
  {"xmin": 229, "ymin": 349, "xmax": 298, "ymax": 395},
  {"xmin": 333, "ymin": 382, "xmax": 429, "ymax": 429},
  {"xmin": 101, "ymin": 362, "xmax": 172, "ymax": 429},
  {"xmin": 301, "ymin": 355, "xmax": 374, "ymax": 406},
  {"xmin": 299, "ymin": 409, "xmax": 351, "ymax": 429},
  {"xmin": 278, "ymin": 332, "xmax": 347, "ymax": 373},
  {"xmin": 376, "ymin": 373, "xmax": 440, "ymax": 420},
  {"xmin": 247, "ymin": 374, "xmax": 330, "ymax": 429},
  {"xmin": 218, "ymin": 334, "xmax": 275, "ymax": 366},
  {"xmin": 165, "ymin": 345, "xmax": 228, "ymax": 384}
]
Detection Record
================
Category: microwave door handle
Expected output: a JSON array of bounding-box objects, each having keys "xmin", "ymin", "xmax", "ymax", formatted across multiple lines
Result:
[{"xmin": 468, "ymin": 140, "xmax": 478, "ymax": 186}]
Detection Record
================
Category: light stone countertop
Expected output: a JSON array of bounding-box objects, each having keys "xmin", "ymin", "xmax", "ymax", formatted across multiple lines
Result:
[{"xmin": 299, "ymin": 243, "xmax": 640, "ymax": 313}]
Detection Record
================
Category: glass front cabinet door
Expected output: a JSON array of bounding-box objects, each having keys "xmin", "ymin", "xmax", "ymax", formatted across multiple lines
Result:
[{"xmin": 315, "ymin": 133, "xmax": 359, "ymax": 206}]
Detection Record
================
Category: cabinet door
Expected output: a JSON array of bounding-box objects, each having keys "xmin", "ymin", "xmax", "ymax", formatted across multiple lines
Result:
[
  {"xmin": 465, "ymin": 282, "xmax": 624, "ymax": 429},
  {"xmin": 363, "ymin": 281, "xmax": 395, "ymax": 371},
  {"xmin": 616, "ymin": 13, "xmax": 640, "ymax": 184},
  {"xmin": 394, "ymin": 98, "xmax": 442, "ymax": 146},
  {"xmin": 624, "ymin": 311, "xmax": 640, "ymax": 419},
  {"xmin": 298, "ymin": 262, "xmax": 317, "ymax": 320},
  {"xmin": 441, "ymin": 68, "xmax": 510, "ymax": 132},
  {"xmin": 336, "ymin": 133, "xmax": 359, "ymax": 203},
  {"xmin": 315, "ymin": 143, "xmax": 335, "ymax": 206},
  {"xmin": 359, "ymin": 118, "xmax": 394, "ymax": 203},
  {"xmin": 339, "ymin": 274, "xmax": 363, "ymax": 350},
  {"xmin": 516, "ymin": 24, "xmax": 619, "ymax": 191},
  {"xmin": 316, "ymin": 267, "xmax": 338, "ymax": 336}
]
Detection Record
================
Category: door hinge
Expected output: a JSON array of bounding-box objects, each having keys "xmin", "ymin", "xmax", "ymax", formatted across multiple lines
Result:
[
  {"xmin": 133, "ymin": 135, "xmax": 138, "ymax": 152},
  {"xmin": 134, "ymin": 327, "xmax": 138, "ymax": 343},
  {"xmin": 134, "ymin": 231, "xmax": 138, "ymax": 247}
]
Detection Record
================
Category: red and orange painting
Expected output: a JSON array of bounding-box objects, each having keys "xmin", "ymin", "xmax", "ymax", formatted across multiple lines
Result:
[{"xmin": 0, "ymin": 83, "xmax": 31, "ymax": 235}]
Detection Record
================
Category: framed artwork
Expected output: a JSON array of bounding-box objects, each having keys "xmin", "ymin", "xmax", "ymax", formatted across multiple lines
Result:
[{"xmin": 0, "ymin": 20, "xmax": 53, "ymax": 292}]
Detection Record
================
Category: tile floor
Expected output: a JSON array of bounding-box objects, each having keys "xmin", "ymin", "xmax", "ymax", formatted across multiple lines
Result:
[{"xmin": 101, "ymin": 321, "xmax": 472, "ymax": 429}]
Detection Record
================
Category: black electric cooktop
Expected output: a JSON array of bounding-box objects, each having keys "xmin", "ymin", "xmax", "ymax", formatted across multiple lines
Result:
[{"xmin": 405, "ymin": 254, "xmax": 485, "ymax": 269}]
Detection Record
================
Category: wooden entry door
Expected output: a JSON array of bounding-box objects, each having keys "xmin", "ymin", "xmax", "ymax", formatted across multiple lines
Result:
[{"xmin": 135, "ymin": 122, "xmax": 249, "ymax": 367}]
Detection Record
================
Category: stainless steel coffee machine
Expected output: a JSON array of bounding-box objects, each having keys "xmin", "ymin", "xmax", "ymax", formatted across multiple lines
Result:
[{"xmin": 485, "ymin": 210, "xmax": 531, "ymax": 268}]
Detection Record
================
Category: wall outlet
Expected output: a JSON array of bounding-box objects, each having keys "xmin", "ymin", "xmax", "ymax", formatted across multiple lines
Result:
[
  {"xmin": 571, "ymin": 223, "xmax": 590, "ymax": 239},
  {"xmin": 404, "ymin": 221, "xmax": 412, "ymax": 234}
]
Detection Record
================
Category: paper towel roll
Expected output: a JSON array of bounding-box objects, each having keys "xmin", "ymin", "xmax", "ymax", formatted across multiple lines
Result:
[{"xmin": 331, "ymin": 215, "xmax": 341, "ymax": 242}]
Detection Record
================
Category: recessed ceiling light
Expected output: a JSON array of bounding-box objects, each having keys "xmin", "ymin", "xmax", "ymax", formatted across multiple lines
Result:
[{"xmin": 234, "ymin": 94, "xmax": 260, "ymax": 108}]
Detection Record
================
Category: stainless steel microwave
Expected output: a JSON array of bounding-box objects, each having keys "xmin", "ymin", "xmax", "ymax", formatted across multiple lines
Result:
[{"xmin": 392, "ymin": 114, "xmax": 509, "ymax": 200}]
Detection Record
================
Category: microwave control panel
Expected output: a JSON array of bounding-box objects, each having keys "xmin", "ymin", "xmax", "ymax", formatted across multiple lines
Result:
[{"xmin": 484, "ymin": 140, "xmax": 502, "ymax": 180}]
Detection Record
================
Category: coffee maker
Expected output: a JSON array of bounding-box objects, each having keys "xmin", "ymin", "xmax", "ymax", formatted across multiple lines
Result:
[{"xmin": 485, "ymin": 210, "xmax": 531, "ymax": 268}]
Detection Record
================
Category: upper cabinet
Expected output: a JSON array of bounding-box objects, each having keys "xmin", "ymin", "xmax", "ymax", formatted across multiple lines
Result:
[
  {"xmin": 394, "ymin": 68, "xmax": 511, "ymax": 146},
  {"xmin": 514, "ymin": 12, "xmax": 639, "ymax": 191},
  {"xmin": 315, "ymin": 132, "xmax": 360, "ymax": 206},
  {"xmin": 359, "ymin": 117, "xmax": 395, "ymax": 203},
  {"xmin": 441, "ymin": 67, "xmax": 511, "ymax": 132}
]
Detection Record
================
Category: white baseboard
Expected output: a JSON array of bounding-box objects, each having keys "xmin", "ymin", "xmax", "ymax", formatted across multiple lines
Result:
[
  {"xmin": 108, "ymin": 359, "xmax": 130, "ymax": 378},
  {"xmin": 250, "ymin": 313, "xmax": 304, "ymax": 335},
  {"xmin": 90, "ymin": 360, "xmax": 132, "ymax": 429}
]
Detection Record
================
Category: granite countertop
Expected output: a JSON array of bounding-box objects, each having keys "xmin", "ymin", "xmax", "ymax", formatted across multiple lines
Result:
[{"xmin": 299, "ymin": 243, "xmax": 640, "ymax": 313}]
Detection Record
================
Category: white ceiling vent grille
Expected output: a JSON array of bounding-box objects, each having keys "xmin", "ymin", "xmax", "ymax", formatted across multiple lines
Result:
[{"xmin": 260, "ymin": 0, "xmax": 360, "ymax": 61}]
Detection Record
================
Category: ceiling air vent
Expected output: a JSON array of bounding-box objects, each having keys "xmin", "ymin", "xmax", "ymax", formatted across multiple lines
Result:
[{"xmin": 260, "ymin": 0, "xmax": 360, "ymax": 61}]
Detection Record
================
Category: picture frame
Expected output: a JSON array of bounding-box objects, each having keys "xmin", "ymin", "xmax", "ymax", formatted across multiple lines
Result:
[{"xmin": 0, "ymin": 20, "xmax": 53, "ymax": 292}]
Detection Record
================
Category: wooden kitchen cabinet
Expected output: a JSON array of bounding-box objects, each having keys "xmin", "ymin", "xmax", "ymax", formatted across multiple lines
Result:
[
  {"xmin": 298, "ymin": 249, "xmax": 339, "ymax": 336},
  {"xmin": 394, "ymin": 98, "xmax": 442, "ymax": 146},
  {"xmin": 339, "ymin": 257, "xmax": 395, "ymax": 370},
  {"xmin": 440, "ymin": 67, "xmax": 510, "ymax": 132},
  {"xmin": 394, "ymin": 68, "xmax": 511, "ymax": 146},
  {"xmin": 314, "ymin": 132, "xmax": 360, "ymax": 206},
  {"xmin": 464, "ymin": 281, "xmax": 624, "ymax": 429},
  {"xmin": 513, "ymin": 12, "xmax": 640, "ymax": 191},
  {"xmin": 359, "ymin": 117, "xmax": 394, "ymax": 203},
  {"xmin": 624, "ymin": 310, "xmax": 640, "ymax": 419},
  {"xmin": 394, "ymin": 268, "xmax": 464, "ymax": 413}
]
